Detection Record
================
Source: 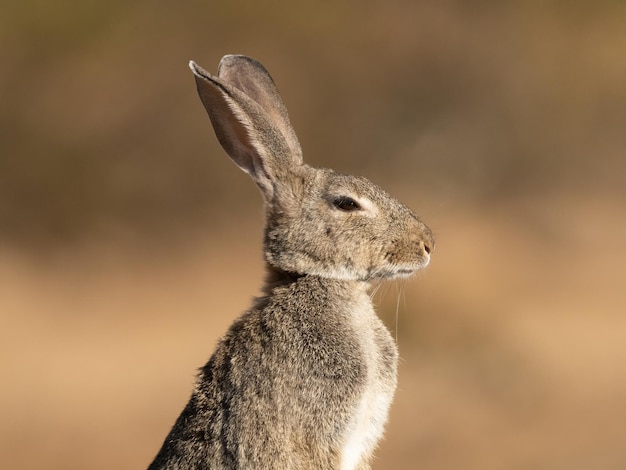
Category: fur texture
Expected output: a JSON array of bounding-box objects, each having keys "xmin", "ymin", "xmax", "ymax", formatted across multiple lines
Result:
[{"xmin": 147, "ymin": 55, "xmax": 434, "ymax": 470}]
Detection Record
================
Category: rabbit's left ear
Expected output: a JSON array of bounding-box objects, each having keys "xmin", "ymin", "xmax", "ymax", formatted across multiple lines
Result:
[{"xmin": 189, "ymin": 57, "xmax": 302, "ymax": 202}]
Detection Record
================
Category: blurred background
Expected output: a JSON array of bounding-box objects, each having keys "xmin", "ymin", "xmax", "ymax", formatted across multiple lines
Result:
[{"xmin": 2, "ymin": 1, "xmax": 626, "ymax": 468}]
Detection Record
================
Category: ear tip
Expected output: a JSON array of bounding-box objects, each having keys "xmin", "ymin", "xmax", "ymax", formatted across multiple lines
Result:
[
  {"xmin": 189, "ymin": 60, "xmax": 199, "ymax": 75},
  {"xmin": 218, "ymin": 55, "xmax": 266, "ymax": 76},
  {"xmin": 218, "ymin": 55, "xmax": 245, "ymax": 76},
  {"xmin": 220, "ymin": 54, "xmax": 248, "ymax": 65},
  {"xmin": 189, "ymin": 60, "xmax": 212, "ymax": 81}
]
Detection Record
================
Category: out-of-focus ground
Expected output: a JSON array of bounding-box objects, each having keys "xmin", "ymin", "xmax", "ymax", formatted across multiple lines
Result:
[{"xmin": 2, "ymin": 1, "xmax": 626, "ymax": 469}]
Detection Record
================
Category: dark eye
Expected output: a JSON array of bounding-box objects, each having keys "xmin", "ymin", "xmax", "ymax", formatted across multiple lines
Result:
[{"xmin": 333, "ymin": 196, "xmax": 361, "ymax": 212}]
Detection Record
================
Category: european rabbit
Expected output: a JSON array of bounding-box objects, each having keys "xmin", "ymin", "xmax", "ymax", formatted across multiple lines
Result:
[{"xmin": 147, "ymin": 55, "xmax": 434, "ymax": 470}]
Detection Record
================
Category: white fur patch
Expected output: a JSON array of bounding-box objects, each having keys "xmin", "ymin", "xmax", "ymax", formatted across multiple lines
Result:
[
  {"xmin": 340, "ymin": 390, "xmax": 393, "ymax": 470},
  {"xmin": 339, "ymin": 300, "xmax": 396, "ymax": 470},
  {"xmin": 354, "ymin": 195, "xmax": 378, "ymax": 218}
]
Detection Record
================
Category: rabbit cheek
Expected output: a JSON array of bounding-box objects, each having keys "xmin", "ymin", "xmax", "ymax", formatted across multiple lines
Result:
[{"xmin": 381, "ymin": 244, "xmax": 412, "ymax": 276}]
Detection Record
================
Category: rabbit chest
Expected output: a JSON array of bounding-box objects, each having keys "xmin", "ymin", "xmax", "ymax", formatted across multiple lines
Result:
[
  {"xmin": 271, "ymin": 277, "xmax": 399, "ymax": 467},
  {"xmin": 339, "ymin": 298, "xmax": 398, "ymax": 470}
]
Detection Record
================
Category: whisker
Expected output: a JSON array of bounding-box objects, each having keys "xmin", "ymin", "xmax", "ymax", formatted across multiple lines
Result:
[
  {"xmin": 369, "ymin": 280, "xmax": 383, "ymax": 300},
  {"xmin": 395, "ymin": 284, "xmax": 402, "ymax": 344}
]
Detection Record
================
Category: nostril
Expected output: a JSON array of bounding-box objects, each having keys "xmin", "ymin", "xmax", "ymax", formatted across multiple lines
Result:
[{"xmin": 422, "ymin": 238, "xmax": 435, "ymax": 255}]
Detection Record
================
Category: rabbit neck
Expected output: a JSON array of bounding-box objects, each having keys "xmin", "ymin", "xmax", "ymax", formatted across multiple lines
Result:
[
  {"xmin": 262, "ymin": 264, "xmax": 305, "ymax": 291},
  {"xmin": 262, "ymin": 264, "xmax": 370, "ymax": 300}
]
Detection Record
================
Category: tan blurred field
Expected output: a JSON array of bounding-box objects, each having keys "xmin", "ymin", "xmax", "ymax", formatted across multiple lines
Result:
[
  {"xmin": 2, "ymin": 191, "xmax": 626, "ymax": 469},
  {"xmin": 2, "ymin": 1, "xmax": 626, "ymax": 469}
]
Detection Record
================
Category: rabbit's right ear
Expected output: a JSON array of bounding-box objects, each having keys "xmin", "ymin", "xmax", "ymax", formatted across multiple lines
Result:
[{"xmin": 189, "ymin": 58, "xmax": 302, "ymax": 202}]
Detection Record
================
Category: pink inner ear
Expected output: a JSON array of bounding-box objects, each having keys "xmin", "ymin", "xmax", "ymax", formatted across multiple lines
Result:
[
  {"xmin": 215, "ymin": 56, "xmax": 303, "ymax": 164},
  {"xmin": 192, "ymin": 73, "xmax": 275, "ymax": 200}
]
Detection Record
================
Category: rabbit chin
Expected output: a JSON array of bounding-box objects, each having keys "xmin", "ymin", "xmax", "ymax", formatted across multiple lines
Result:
[
  {"xmin": 369, "ymin": 258, "xmax": 431, "ymax": 280},
  {"xmin": 304, "ymin": 259, "xmax": 430, "ymax": 282}
]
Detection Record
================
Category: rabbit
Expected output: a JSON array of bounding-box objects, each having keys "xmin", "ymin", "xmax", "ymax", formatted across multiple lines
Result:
[{"xmin": 147, "ymin": 55, "xmax": 434, "ymax": 470}]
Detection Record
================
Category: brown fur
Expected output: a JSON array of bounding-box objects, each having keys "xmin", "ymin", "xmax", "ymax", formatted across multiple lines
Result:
[{"xmin": 147, "ymin": 55, "xmax": 434, "ymax": 469}]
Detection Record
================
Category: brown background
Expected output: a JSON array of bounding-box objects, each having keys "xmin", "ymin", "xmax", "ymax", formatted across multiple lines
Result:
[{"xmin": 2, "ymin": 1, "xmax": 625, "ymax": 469}]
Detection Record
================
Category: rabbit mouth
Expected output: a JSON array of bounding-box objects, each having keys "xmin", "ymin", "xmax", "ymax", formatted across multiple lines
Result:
[
  {"xmin": 387, "ymin": 267, "xmax": 419, "ymax": 279},
  {"xmin": 369, "ymin": 250, "xmax": 431, "ymax": 279},
  {"xmin": 396, "ymin": 268, "xmax": 416, "ymax": 276},
  {"xmin": 368, "ymin": 269, "xmax": 414, "ymax": 281},
  {"xmin": 367, "ymin": 262, "xmax": 427, "ymax": 280}
]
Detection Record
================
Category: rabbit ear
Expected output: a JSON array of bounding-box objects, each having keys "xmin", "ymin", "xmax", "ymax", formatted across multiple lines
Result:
[
  {"xmin": 216, "ymin": 55, "xmax": 303, "ymax": 163},
  {"xmin": 189, "ymin": 58, "xmax": 302, "ymax": 201}
]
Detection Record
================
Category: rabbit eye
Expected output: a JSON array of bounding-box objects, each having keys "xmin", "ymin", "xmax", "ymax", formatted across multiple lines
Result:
[{"xmin": 333, "ymin": 196, "xmax": 361, "ymax": 212}]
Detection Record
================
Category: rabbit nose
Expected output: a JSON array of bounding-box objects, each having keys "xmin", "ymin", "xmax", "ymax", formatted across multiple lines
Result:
[
  {"xmin": 415, "ymin": 223, "xmax": 435, "ymax": 255},
  {"xmin": 423, "ymin": 238, "xmax": 434, "ymax": 255},
  {"xmin": 419, "ymin": 240, "xmax": 432, "ymax": 258}
]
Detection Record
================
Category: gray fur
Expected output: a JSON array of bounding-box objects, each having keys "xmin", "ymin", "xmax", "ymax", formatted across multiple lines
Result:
[{"xmin": 148, "ymin": 55, "xmax": 434, "ymax": 470}]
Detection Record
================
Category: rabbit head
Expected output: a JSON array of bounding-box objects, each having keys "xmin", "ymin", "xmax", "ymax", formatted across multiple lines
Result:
[{"xmin": 190, "ymin": 55, "xmax": 434, "ymax": 282}]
